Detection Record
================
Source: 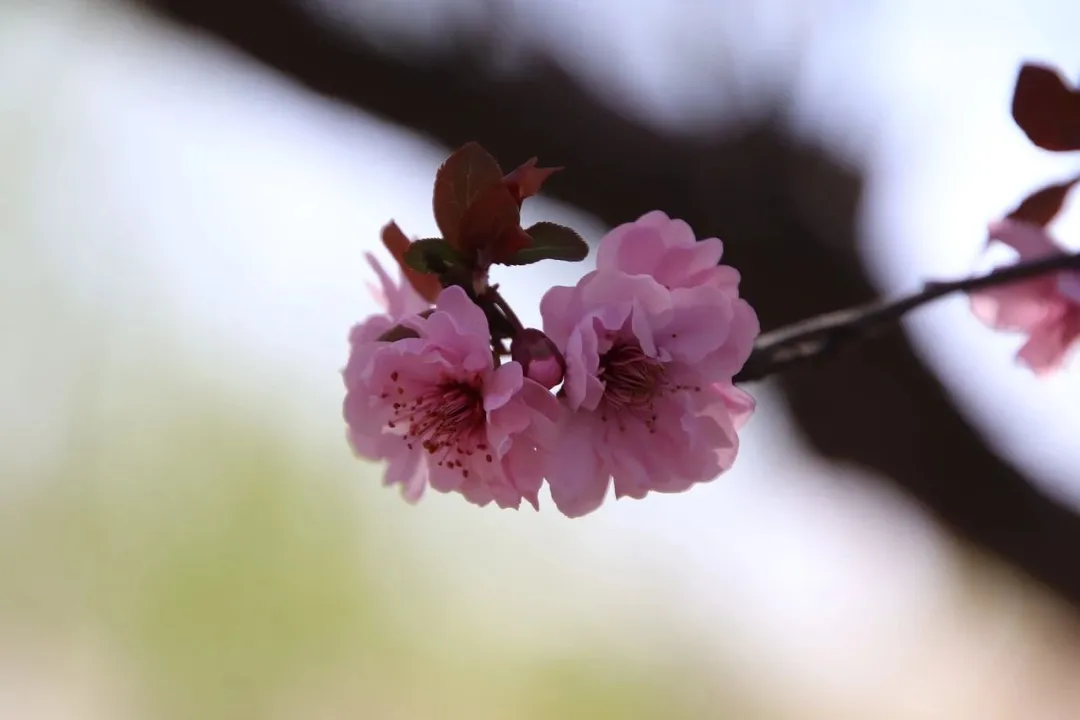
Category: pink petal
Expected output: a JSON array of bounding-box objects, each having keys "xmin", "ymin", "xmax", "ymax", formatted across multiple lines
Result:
[
  {"xmin": 656, "ymin": 215, "xmax": 698, "ymax": 249},
  {"xmin": 659, "ymin": 286, "xmax": 734, "ymax": 364},
  {"xmin": 705, "ymin": 299, "xmax": 760, "ymax": 377},
  {"xmin": 652, "ymin": 239, "xmax": 724, "ymax": 287},
  {"xmin": 539, "ymin": 284, "xmax": 579, "ymax": 349},
  {"xmin": 988, "ymin": 219, "xmax": 1066, "ymax": 261},
  {"xmin": 1057, "ymin": 271, "xmax": 1080, "ymax": 304},
  {"xmin": 970, "ymin": 282, "xmax": 1060, "ymax": 331},
  {"xmin": 546, "ymin": 414, "xmax": 609, "ymax": 517},
  {"xmin": 713, "ymin": 382, "xmax": 757, "ymax": 430},
  {"xmin": 408, "ymin": 286, "xmax": 492, "ymax": 372},
  {"xmin": 562, "ymin": 323, "xmax": 605, "ymax": 411},
  {"xmin": 635, "ymin": 209, "xmax": 672, "ymax": 227},
  {"xmin": 1017, "ymin": 324, "xmax": 1071, "ymax": 375},
  {"xmin": 596, "ymin": 223, "xmax": 668, "ymax": 276},
  {"xmin": 485, "ymin": 362, "xmax": 524, "ymax": 413},
  {"xmin": 385, "ymin": 449, "xmax": 426, "ymax": 502},
  {"xmin": 503, "ymin": 442, "xmax": 544, "ymax": 511},
  {"xmin": 364, "ymin": 252, "xmax": 429, "ymax": 318}
]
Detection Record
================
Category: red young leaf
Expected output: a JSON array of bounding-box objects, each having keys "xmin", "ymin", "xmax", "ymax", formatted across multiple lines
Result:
[
  {"xmin": 432, "ymin": 142, "xmax": 505, "ymax": 247},
  {"xmin": 380, "ymin": 221, "xmax": 442, "ymax": 302},
  {"xmin": 1006, "ymin": 175, "xmax": 1080, "ymax": 227},
  {"xmin": 503, "ymin": 157, "xmax": 563, "ymax": 205},
  {"xmin": 493, "ymin": 227, "xmax": 536, "ymax": 264},
  {"xmin": 457, "ymin": 184, "xmax": 528, "ymax": 264},
  {"xmin": 1011, "ymin": 63, "xmax": 1080, "ymax": 152}
]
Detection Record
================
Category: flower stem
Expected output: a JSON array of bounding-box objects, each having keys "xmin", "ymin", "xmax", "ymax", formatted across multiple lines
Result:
[
  {"xmin": 486, "ymin": 285, "xmax": 526, "ymax": 334},
  {"xmin": 736, "ymin": 251, "xmax": 1080, "ymax": 383}
]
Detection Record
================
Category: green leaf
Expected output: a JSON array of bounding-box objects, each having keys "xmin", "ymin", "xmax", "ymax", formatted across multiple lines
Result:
[
  {"xmin": 432, "ymin": 142, "xmax": 506, "ymax": 246},
  {"xmin": 502, "ymin": 222, "xmax": 589, "ymax": 265},
  {"xmin": 403, "ymin": 238, "xmax": 465, "ymax": 275}
]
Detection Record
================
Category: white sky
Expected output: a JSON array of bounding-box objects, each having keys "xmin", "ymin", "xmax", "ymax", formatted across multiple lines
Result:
[{"xmin": 4, "ymin": 0, "xmax": 1080, "ymax": 709}]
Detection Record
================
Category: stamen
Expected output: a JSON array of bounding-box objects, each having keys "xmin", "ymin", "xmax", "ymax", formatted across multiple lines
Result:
[
  {"xmin": 599, "ymin": 342, "xmax": 665, "ymax": 413},
  {"xmin": 598, "ymin": 341, "xmax": 701, "ymax": 433},
  {"xmin": 383, "ymin": 373, "xmax": 487, "ymax": 474}
]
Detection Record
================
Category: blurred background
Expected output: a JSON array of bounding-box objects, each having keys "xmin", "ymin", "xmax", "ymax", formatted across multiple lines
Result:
[{"xmin": 5, "ymin": 0, "xmax": 1080, "ymax": 717}]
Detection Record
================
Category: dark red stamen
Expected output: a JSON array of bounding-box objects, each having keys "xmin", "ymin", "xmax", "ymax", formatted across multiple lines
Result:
[{"xmin": 383, "ymin": 373, "xmax": 487, "ymax": 474}]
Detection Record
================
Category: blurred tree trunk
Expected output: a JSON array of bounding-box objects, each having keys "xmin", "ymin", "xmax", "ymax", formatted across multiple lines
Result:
[{"xmin": 138, "ymin": 0, "xmax": 1080, "ymax": 611}]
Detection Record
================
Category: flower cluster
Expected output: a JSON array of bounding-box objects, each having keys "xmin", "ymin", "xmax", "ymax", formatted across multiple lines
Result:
[{"xmin": 342, "ymin": 143, "xmax": 759, "ymax": 516}]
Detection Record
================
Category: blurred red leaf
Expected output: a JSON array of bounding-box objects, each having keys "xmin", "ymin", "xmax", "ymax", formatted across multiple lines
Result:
[
  {"xmin": 503, "ymin": 157, "xmax": 562, "ymax": 205},
  {"xmin": 380, "ymin": 221, "xmax": 442, "ymax": 302},
  {"xmin": 1006, "ymin": 174, "xmax": 1080, "ymax": 227},
  {"xmin": 432, "ymin": 142, "xmax": 505, "ymax": 247},
  {"xmin": 1012, "ymin": 63, "xmax": 1080, "ymax": 152}
]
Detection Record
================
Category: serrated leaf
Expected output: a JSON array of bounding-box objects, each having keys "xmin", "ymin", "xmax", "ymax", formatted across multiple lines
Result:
[
  {"xmin": 503, "ymin": 157, "xmax": 562, "ymax": 205},
  {"xmin": 432, "ymin": 142, "xmax": 506, "ymax": 247},
  {"xmin": 502, "ymin": 222, "xmax": 589, "ymax": 265},
  {"xmin": 402, "ymin": 238, "xmax": 464, "ymax": 275},
  {"xmin": 380, "ymin": 222, "xmax": 442, "ymax": 302},
  {"xmin": 1006, "ymin": 174, "xmax": 1080, "ymax": 227},
  {"xmin": 1012, "ymin": 63, "xmax": 1080, "ymax": 152}
]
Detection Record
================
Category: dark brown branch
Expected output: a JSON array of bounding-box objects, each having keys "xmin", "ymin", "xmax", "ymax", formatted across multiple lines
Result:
[
  {"xmin": 740, "ymin": 251, "xmax": 1080, "ymax": 382},
  {"xmin": 137, "ymin": 0, "xmax": 1080, "ymax": 613}
]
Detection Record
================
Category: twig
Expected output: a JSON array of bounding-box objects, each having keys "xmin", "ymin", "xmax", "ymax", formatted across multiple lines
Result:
[
  {"xmin": 485, "ymin": 284, "xmax": 525, "ymax": 333},
  {"xmin": 737, "ymin": 251, "xmax": 1080, "ymax": 382}
]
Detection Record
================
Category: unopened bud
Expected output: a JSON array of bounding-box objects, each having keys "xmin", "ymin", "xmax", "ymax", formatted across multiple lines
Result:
[{"xmin": 511, "ymin": 329, "xmax": 565, "ymax": 389}]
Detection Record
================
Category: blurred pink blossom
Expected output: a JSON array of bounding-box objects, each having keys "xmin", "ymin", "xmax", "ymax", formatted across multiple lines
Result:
[
  {"xmin": 352, "ymin": 252, "xmax": 429, "ymax": 340},
  {"xmin": 970, "ymin": 219, "xmax": 1080, "ymax": 375},
  {"xmin": 540, "ymin": 213, "xmax": 759, "ymax": 517},
  {"xmin": 343, "ymin": 285, "xmax": 562, "ymax": 509}
]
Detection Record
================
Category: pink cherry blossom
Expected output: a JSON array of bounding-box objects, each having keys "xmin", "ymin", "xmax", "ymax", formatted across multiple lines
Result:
[
  {"xmin": 344, "ymin": 253, "xmax": 431, "ymax": 395},
  {"xmin": 343, "ymin": 284, "xmax": 563, "ymax": 509},
  {"xmin": 598, "ymin": 210, "xmax": 742, "ymax": 291},
  {"xmin": 593, "ymin": 210, "xmax": 758, "ymax": 374},
  {"xmin": 349, "ymin": 252, "xmax": 430, "ymax": 345},
  {"xmin": 540, "ymin": 257, "xmax": 759, "ymax": 517},
  {"xmin": 970, "ymin": 219, "xmax": 1080, "ymax": 375}
]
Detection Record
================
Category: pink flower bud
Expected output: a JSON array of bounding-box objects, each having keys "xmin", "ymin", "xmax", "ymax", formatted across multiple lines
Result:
[{"xmin": 511, "ymin": 329, "xmax": 566, "ymax": 389}]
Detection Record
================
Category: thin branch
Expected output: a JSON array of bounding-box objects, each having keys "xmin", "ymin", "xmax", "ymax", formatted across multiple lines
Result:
[
  {"xmin": 484, "ymin": 284, "xmax": 526, "ymax": 334},
  {"xmin": 739, "ymin": 251, "xmax": 1080, "ymax": 382}
]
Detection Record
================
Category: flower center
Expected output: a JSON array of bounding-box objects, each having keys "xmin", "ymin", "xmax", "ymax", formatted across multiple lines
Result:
[
  {"xmin": 598, "ymin": 342, "xmax": 666, "ymax": 426},
  {"xmin": 384, "ymin": 371, "xmax": 492, "ymax": 476}
]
